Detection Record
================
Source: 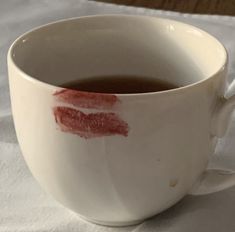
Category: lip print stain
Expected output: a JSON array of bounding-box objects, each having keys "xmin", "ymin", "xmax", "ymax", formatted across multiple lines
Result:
[
  {"xmin": 54, "ymin": 89, "xmax": 120, "ymax": 110},
  {"xmin": 53, "ymin": 89, "xmax": 129, "ymax": 138},
  {"xmin": 53, "ymin": 107, "xmax": 129, "ymax": 139}
]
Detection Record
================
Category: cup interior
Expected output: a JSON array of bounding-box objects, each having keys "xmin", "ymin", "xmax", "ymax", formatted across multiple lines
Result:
[{"xmin": 10, "ymin": 15, "xmax": 227, "ymax": 88}]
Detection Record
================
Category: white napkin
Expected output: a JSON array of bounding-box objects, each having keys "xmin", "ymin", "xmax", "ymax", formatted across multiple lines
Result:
[{"xmin": 1, "ymin": 0, "xmax": 235, "ymax": 231}]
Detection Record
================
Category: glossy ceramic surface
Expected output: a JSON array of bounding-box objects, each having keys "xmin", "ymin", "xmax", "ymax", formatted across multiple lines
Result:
[{"xmin": 7, "ymin": 15, "xmax": 235, "ymax": 226}]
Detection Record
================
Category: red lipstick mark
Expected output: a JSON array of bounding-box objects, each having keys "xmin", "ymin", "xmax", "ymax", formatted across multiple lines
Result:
[
  {"xmin": 53, "ymin": 107, "xmax": 128, "ymax": 138},
  {"xmin": 53, "ymin": 89, "xmax": 129, "ymax": 139},
  {"xmin": 54, "ymin": 89, "xmax": 119, "ymax": 110}
]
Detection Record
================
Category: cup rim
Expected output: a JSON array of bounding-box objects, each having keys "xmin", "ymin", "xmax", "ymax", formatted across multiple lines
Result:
[{"xmin": 7, "ymin": 14, "xmax": 228, "ymax": 96}]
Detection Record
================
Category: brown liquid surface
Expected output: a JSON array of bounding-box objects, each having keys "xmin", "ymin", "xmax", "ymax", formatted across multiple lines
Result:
[{"xmin": 61, "ymin": 76, "xmax": 178, "ymax": 94}]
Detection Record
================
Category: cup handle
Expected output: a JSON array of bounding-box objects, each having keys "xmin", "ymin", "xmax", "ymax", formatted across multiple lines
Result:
[
  {"xmin": 190, "ymin": 169, "xmax": 235, "ymax": 195},
  {"xmin": 211, "ymin": 95, "xmax": 235, "ymax": 138},
  {"xmin": 190, "ymin": 82, "xmax": 235, "ymax": 195}
]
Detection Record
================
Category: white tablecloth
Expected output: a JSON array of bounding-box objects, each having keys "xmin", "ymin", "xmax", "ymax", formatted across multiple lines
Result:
[{"xmin": 1, "ymin": 0, "xmax": 235, "ymax": 231}]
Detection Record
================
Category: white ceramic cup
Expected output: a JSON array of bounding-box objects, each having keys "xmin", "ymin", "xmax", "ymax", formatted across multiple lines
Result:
[{"xmin": 7, "ymin": 15, "xmax": 235, "ymax": 226}]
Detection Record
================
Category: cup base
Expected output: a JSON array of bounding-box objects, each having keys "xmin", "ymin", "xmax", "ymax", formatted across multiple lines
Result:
[{"xmin": 79, "ymin": 215, "xmax": 144, "ymax": 227}]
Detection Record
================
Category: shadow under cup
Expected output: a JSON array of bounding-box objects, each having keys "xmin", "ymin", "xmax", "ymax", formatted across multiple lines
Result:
[
  {"xmin": 8, "ymin": 15, "xmax": 228, "ymax": 227},
  {"xmin": 10, "ymin": 15, "xmax": 226, "ymax": 89}
]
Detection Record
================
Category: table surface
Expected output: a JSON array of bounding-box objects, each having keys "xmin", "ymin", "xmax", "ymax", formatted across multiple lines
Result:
[{"xmin": 93, "ymin": 0, "xmax": 235, "ymax": 15}]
